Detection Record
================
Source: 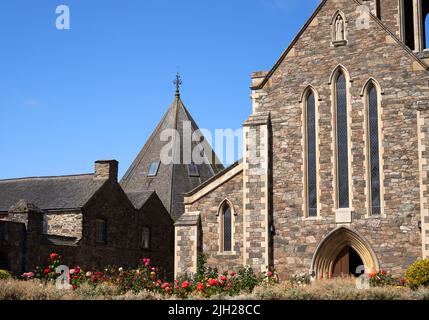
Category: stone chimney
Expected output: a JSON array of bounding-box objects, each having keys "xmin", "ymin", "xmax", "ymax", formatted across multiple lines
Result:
[{"xmin": 94, "ymin": 160, "xmax": 118, "ymax": 181}]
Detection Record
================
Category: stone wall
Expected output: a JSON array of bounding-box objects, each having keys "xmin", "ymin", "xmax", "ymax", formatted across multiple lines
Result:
[
  {"xmin": 243, "ymin": 113, "xmax": 271, "ymax": 273},
  {"xmin": 183, "ymin": 168, "xmax": 244, "ymax": 274},
  {"xmin": 83, "ymin": 181, "xmax": 174, "ymax": 279},
  {"xmin": 0, "ymin": 180, "xmax": 175, "ymax": 279},
  {"xmin": 175, "ymin": 224, "xmax": 198, "ymax": 276},
  {"xmin": 379, "ymin": 0, "xmax": 401, "ymax": 37},
  {"xmin": 0, "ymin": 221, "xmax": 26, "ymax": 273},
  {"xmin": 252, "ymin": 0, "xmax": 427, "ymax": 278},
  {"xmin": 417, "ymin": 106, "xmax": 429, "ymax": 259},
  {"xmin": 44, "ymin": 212, "xmax": 82, "ymax": 238}
]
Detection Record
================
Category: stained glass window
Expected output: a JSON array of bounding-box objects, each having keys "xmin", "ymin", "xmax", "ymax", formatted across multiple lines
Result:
[
  {"xmin": 336, "ymin": 73, "xmax": 349, "ymax": 208},
  {"xmin": 306, "ymin": 93, "xmax": 317, "ymax": 217},
  {"xmin": 368, "ymin": 84, "xmax": 381, "ymax": 215},
  {"xmin": 223, "ymin": 207, "xmax": 232, "ymax": 252}
]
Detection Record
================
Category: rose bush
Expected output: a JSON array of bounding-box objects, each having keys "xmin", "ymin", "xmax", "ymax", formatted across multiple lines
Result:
[{"xmin": 16, "ymin": 253, "xmax": 410, "ymax": 299}]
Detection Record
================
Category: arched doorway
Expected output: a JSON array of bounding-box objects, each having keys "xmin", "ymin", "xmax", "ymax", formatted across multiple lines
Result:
[
  {"xmin": 311, "ymin": 227, "xmax": 379, "ymax": 279},
  {"xmin": 332, "ymin": 246, "xmax": 364, "ymax": 277}
]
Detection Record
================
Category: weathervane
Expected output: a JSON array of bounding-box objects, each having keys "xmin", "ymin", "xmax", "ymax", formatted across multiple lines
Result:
[{"xmin": 174, "ymin": 72, "xmax": 182, "ymax": 96}]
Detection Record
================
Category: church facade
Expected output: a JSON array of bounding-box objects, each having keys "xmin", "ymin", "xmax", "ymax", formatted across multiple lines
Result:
[{"xmin": 175, "ymin": 0, "xmax": 429, "ymax": 280}]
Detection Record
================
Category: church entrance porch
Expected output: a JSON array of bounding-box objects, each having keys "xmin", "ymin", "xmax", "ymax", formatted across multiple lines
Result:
[{"xmin": 311, "ymin": 227, "xmax": 379, "ymax": 279}]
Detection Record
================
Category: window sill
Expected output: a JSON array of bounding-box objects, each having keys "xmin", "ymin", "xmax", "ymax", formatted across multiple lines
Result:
[
  {"xmin": 365, "ymin": 214, "xmax": 386, "ymax": 219},
  {"xmin": 216, "ymin": 251, "xmax": 238, "ymax": 256},
  {"xmin": 301, "ymin": 216, "xmax": 322, "ymax": 221},
  {"xmin": 332, "ymin": 40, "xmax": 347, "ymax": 47}
]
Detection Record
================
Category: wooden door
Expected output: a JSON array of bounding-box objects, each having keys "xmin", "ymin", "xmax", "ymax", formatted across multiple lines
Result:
[{"xmin": 333, "ymin": 247, "xmax": 350, "ymax": 277}]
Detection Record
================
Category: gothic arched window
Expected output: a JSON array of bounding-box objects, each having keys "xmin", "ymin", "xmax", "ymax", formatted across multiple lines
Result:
[
  {"xmin": 366, "ymin": 83, "xmax": 381, "ymax": 215},
  {"xmin": 335, "ymin": 72, "xmax": 350, "ymax": 209},
  {"xmin": 219, "ymin": 201, "xmax": 233, "ymax": 252},
  {"xmin": 305, "ymin": 91, "xmax": 318, "ymax": 217}
]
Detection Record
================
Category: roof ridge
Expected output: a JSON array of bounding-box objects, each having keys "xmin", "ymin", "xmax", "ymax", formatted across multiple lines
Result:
[
  {"xmin": 120, "ymin": 96, "xmax": 177, "ymax": 187},
  {"xmin": 184, "ymin": 159, "xmax": 242, "ymax": 197},
  {"xmin": 0, "ymin": 173, "xmax": 94, "ymax": 182}
]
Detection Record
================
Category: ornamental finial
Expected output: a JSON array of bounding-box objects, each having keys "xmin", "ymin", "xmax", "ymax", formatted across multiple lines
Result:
[{"xmin": 174, "ymin": 72, "xmax": 182, "ymax": 97}]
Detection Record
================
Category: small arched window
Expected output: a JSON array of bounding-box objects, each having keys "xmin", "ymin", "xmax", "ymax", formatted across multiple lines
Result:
[
  {"xmin": 142, "ymin": 227, "xmax": 151, "ymax": 249},
  {"xmin": 220, "ymin": 201, "xmax": 233, "ymax": 252},
  {"xmin": 367, "ymin": 83, "xmax": 381, "ymax": 215},
  {"xmin": 335, "ymin": 72, "xmax": 350, "ymax": 209},
  {"xmin": 304, "ymin": 91, "xmax": 318, "ymax": 217}
]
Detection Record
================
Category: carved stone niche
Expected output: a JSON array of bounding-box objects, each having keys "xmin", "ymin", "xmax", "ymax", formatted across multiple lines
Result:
[{"xmin": 331, "ymin": 11, "xmax": 348, "ymax": 47}]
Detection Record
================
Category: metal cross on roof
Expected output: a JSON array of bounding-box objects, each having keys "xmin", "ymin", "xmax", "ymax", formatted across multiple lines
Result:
[{"xmin": 174, "ymin": 72, "xmax": 182, "ymax": 96}]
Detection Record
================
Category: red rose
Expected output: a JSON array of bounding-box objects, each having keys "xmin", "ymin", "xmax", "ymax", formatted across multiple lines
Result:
[
  {"xmin": 181, "ymin": 281, "xmax": 190, "ymax": 289},
  {"xmin": 207, "ymin": 278, "xmax": 219, "ymax": 286},
  {"xmin": 49, "ymin": 253, "xmax": 59, "ymax": 261},
  {"xmin": 220, "ymin": 276, "xmax": 228, "ymax": 282},
  {"xmin": 74, "ymin": 266, "xmax": 81, "ymax": 274},
  {"xmin": 161, "ymin": 282, "xmax": 170, "ymax": 289},
  {"xmin": 267, "ymin": 271, "xmax": 273, "ymax": 277},
  {"xmin": 230, "ymin": 272, "xmax": 236, "ymax": 277},
  {"xmin": 196, "ymin": 282, "xmax": 204, "ymax": 291},
  {"xmin": 73, "ymin": 285, "xmax": 78, "ymax": 290},
  {"xmin": 43, "ymin": 268, "xmax": 51, "ymax": 275}
]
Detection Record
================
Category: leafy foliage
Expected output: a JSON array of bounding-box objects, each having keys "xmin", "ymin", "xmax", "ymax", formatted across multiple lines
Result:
[
  {"xmin": 0, "ymin": 270, "xmax": 11, "ymax": 280},
  {"xmin": 406, "ymin": 259, "xmax": 429, "ymax": 290}
]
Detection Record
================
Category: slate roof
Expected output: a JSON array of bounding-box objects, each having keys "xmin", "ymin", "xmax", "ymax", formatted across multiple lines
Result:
[
  {"xmin": 174, "ymin": 211, "xmax": 200, "ymax": 226},
  {"xmin": 121, "ymin": 91, "xmax": 224, "ymax": 221},
  {"xmin": 0, "ymin": 174, "xmax": 106, "ymax": 212},
  {"xmin": 126, "ymin": 191, "xmax": 156, "ymax": 210}
]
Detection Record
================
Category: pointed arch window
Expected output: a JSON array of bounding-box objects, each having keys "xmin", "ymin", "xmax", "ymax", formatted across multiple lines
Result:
[
  {"xmin": 219, "ymin": 201, "xmax": 233, "ymax": 252},
  {"xmin": 367, "ymin": 83, "xmax": 381, "ymax": 215},
  {"xmin": 335, "ymin": 73, "xmax": 350, "ymax": 209},
  {"xmin": 305, "ymin": 91, "xmax": 318, "ymax": 217}
]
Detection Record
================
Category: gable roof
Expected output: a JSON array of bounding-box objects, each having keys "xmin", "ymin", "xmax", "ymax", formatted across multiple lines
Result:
[
  {"xmin": 120, "ymin": 91, "xmax": 224, "ymax": 221},
  {"xmin": 0, "ymin": 174, "xmax": 106, "ymax": 212},
  {"xmin": 251, "ymin": 0, "xmax": 428, "ymax": 90},
  {"xmin": 126, "ymin": 190, "xmax": 156, "ymax": 210}
]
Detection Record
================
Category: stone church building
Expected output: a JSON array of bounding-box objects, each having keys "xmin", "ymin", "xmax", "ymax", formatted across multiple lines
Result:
[
  {"xmin": 3, "ymin": 0, "xmax": 429, "ymax": 282},
  {"xmin": 175, "ymin": 0, "xmax": 429, "ymax": 280},
  {"xmin": 0, "ymin": 90, "xmax": 221, "ymax": 278}
]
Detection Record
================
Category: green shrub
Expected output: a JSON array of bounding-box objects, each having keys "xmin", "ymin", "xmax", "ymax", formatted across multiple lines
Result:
[
  {"xmin": 405, "ymin": 259, "xmax": 429, "ymax": 290},
  {"xmin": 0, "ymin": 270, "xmax": 11, "ymax": 280}
]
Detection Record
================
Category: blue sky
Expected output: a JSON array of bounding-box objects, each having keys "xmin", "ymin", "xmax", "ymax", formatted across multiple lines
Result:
[{"xmin": 0, "ymin": 0, "xmax": 319, "ymax": 179}]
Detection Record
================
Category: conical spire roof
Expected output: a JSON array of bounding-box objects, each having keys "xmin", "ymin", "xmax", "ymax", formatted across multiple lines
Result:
[{"xmin": 121, "ymin": 90, "xmax": 223, "ymax": 221}]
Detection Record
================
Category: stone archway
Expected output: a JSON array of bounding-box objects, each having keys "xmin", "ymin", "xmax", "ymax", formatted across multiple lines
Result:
[{"xmin": 311, "ymin": 227, "xmax": 379, "ymax": 279}]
